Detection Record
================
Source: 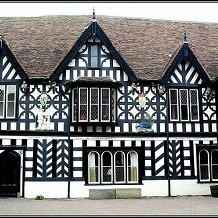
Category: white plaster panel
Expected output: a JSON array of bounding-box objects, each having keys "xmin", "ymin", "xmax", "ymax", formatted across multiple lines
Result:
[{"xmin": 24, "ymin": 182, "xmax": 68, "ymax": 198}]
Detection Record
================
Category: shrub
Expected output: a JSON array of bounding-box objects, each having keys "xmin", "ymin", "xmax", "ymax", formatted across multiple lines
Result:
[{"xmin": 35, "ymin": 195, "xmax": 45, "ymax": 200}]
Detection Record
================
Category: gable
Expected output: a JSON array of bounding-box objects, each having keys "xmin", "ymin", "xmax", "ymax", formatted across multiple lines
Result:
[
  {"xmin": 0, "ymin": 38, "xmax": 29, "ymax": 81},
  {"xmin": 58, "ymin": 35, "xmax": 129, "ymax": 83},
  {"xmin": 50, "ymin": 19, "xmax": 138, "ymax": 82},
  {"xmin": 161, "ymin": 42, "xmax": 212, "ymax": 86},
  {"xmin": 168, "ymin": 60, "xmax": 202, "ymax": 85}
]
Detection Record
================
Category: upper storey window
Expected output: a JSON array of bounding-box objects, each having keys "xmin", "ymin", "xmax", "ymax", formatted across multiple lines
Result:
[
  {"xmin": 0, "ymin": 84, "xmax": 16, "ymax": 119},
  {"xmin": 72, "ymin": 87, "xmax": 116, "ymax": 123},
  {"xmin": 66, "ymin": 76, "xmax": 122, "ymax": 125},
  {"xmin": 169, "ymin": 89, "xmax": 199, "ymax": 121}
]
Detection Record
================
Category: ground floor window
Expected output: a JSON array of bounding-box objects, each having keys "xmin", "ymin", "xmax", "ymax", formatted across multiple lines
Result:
[
  {"xmin": 87, "ymin": 149, "xmax": 139, "ymax": 184},
  {"xmin": 197, "ymin": 146, "xmax": 218, "ymax": 182}
]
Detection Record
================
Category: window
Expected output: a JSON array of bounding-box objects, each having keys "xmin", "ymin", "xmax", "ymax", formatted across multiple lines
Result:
[
  {"xmin": 72, "ymin": 87, "xmax": 116, "ymax": 123},
  {"xmin": 198, "ymin": 148, "xmax": 218, "ymax": 182},
  {"xmin": 90, "ymin": 45, "xmax": 99, "ymax": 68},
  {"xmin": 87, "ymin": 150, "xmax": 139, "ymax": 184},
  {"xmin": 169, "ymin": 89, "xmax": 199, "ymax": 121},
  {"xmin": 0, "ymin": 84, "xmax": 16, "ymax": 118}
]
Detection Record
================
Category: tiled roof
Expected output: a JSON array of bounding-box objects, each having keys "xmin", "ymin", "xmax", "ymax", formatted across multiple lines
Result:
[{"xmin": 0, "ymin": 15, "xmax": 218, "ymax": 80}]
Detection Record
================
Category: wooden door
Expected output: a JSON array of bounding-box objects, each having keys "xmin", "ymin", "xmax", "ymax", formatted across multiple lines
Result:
[{"xmin": 0, "ymin": 150, "xmax": 20, "ymax": 197}]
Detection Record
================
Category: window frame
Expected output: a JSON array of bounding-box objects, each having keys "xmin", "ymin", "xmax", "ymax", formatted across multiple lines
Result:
[
  {"xmin": 0, "ymin": 84, "xmax": 17, "ymax": 119},
  {"xmin": 197, "ymin": 147, "xmax": 218, "ymax": 183},
  {"xmin": 72, "ymin": 87, "xmax": 116, "ymax": 124},
  {"xmin": 169, "ymin": 88, "xmax": 199, "ymax": 122},
  {"xmin": 87, "ymin": 149, "xmax": 139, "ymax": 185}
]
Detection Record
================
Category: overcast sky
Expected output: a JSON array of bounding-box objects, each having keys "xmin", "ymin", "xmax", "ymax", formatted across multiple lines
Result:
[{"xmin": 1, "ymin": 2, "xmax": 218, "ymax": 23}]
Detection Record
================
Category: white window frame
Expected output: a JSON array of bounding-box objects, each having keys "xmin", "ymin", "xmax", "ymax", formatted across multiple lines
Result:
[
  {"xmin": 72, "ymin": 88, "xmax": 77, "ymax": 122},
  {"xmin": 101, "ymin": 88, "xmax": 110, "ymax": 122},
  {"xmin": 101, "ymin": 151, "xmax": 113, "ymax": 184},
  {"xmin": 0, "ymin": 85, "xmax": 5, "ymax": 118},
  {"xmin": 114, "ymin": 151, "xmax": 126, "ymax": 183},
  {"xmin": 127, "ymin": 151, "xmax": 138, "ymax": 183},
  {"xmin": 199, "ymin": 149, "xmax": 210, "ymax": 182},
  {"xmin": 189, "ymin": 89, "xmax": 199, "ymax": 121},
  {"xmin": 90, "ymin": 88, "xmax": 99, "ymax": 122},
  {"xmin": 75, "ymin": 87, "xmax": 114, "ymax": 123},
  {"xmin": 88, "ymin": 151, "xmax": 100, "ymax": 184},
  {"xmin": 0, "ymin": 84, "xmax": 16, "ymax": 119},
  {"xmin": 169, "ymin": 88, "xmax": 199, "ymax": 122},
  {"xmin": 211, "ymin": 149, "xmax": 218, "ymax": 181},
  {"xmin": 179, "ymin": 89, "xmax": 189, "ymax": 121},
  {"xmin": 79, "ymin": 87, "xmax": 88, "ymax": 122},
  {"xmin": 169, "ymin": 89, "xmax": 179, "ymax": 121}
]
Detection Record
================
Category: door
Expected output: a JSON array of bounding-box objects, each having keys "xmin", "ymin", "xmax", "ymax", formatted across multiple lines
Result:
[{"xmin": 0, "ymin": 150, "xmax": 21, "ymax": 197}]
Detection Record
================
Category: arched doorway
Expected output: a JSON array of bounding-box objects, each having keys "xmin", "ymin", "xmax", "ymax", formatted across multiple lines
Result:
[{"xmin": 0, "ymin": 150, "xmax": 21, "ymax": 197}]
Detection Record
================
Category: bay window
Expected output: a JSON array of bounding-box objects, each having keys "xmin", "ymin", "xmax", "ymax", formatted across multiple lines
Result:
[{"xmin": 72, "ymin": 87, "xmax": 116, "ymax": 123}]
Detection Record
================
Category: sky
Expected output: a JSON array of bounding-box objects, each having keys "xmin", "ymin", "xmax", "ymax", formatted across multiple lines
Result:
[{"xmin": 0, "ymin": 1, "xmax": 218, "ymax": 23}]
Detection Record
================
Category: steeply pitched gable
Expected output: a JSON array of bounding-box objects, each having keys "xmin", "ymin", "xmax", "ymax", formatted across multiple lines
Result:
[
  {"xmin": 160, "ymin": 41, "xmax": 212, "ymax": 86},
  {"xmin": 50, "ymin": 19, "xmax": 138, "ymax": 82},
  {"xmin": 0, "ymin": 37, "xmax": 29, "ymax": 81}
]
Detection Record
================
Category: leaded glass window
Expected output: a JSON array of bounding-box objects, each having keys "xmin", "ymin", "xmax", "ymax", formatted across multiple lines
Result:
[
  {"xmin": 114, "ymin": 151, "xmax": 125, "ymax": 183},
  {"xmin": 169, "ymin": 89, "xmax": 178, "ymax": 121},
  {"xmin": 169, "ymin": 89, "xmax": 199, "ymax": 122},
  {"xmin": 72, "ymin": 87, "xmax": 115, "ymax": 123},
  {"xmin": 87, "ymin": 149, "xmax": 139, "ymax": 185},
  {"xmin": 88, "ymin": 152, "xmax": 100, "ymax": 183},
  {"xmin": 198, "ymin": 148, "xmax": 218, "ymax": 182},
  {"xmin": 90, "ymin": 88, "xmax": 99, "ymax": 121},
  {"xmin": 127, "ymin": 151, "xmax": 138, "ymax": 183},
  {"xmin": 101, "ymin": 88, "xmax": 110, "ymax": 121},
  {"xmin": 212, "ymin": 150, "xmax": 218, "ymax": 181},
  {"xmin": 79, "ymin": 88, "xmax": 88, "ymax": 121},
  {"xmin": 0, "ymin": 85, "xmax": 5, "ymax": 118},
  {"xmin": 102, "ymin": 151, "xmax": 113, "ymax": 183},
  {"xmin": 199, "ymin": 150, "xmax": 209, "ymax": 181},
  {"xmin": 180, "ymin": 89, "xmax": 189, "ymax": 121},
  {"xmin": 0, "ymin": 84, "xmax": 16, "ymax": 118},
  {"xmin": 190, "ymin": 89, "xmax": 199, "ymax": 121}
]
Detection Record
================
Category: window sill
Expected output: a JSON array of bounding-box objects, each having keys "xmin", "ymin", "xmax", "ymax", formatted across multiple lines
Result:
[{"xmin": 71, "ymin": 122, "xmax": 118, "ymax": 126}]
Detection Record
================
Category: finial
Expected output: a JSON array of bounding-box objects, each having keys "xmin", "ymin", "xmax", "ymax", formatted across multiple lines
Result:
[
  {"xmin": 184, "ymin": 32, "xmax": 187, "ymax": 43},
  {"xmin": 92, "ymin": 7, "xmax": 95, "ymax": 19}
]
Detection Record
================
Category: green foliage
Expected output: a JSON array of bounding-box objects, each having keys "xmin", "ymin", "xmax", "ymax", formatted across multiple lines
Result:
[{"xmin": 35, "ymin": 195, "xmax": 45, "ymax": 200}]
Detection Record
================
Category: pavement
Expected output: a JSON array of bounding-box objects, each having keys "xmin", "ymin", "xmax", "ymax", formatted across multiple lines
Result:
[{"xmin": 0, "ymin": 195, "xmax": 218, "ymax": 216}]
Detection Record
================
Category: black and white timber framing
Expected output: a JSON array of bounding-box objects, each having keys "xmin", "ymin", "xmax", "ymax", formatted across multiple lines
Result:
[{"xmin": 0, "ymin": 16, "xmax": 217, "ymax": 198}]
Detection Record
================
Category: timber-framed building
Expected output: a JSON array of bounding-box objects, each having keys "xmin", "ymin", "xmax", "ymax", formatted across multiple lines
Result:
[{"xmin": 0, "ymin": 12, "xmax": 217, "ymax": 198}]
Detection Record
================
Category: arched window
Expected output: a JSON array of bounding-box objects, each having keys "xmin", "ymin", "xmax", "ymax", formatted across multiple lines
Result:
[
  {"xmin": 101, "ymin": 151, "xmax": 113, "ymax": 183},
  {"xmin": 199, "ymin": 150, "xmax": 210, "ymax": 181},
  {"xmin": 127, "ymin": 151, "xmax": 138, "ymax": 183},
  {"xmin": 87, "ymin": 149, "xmax": 140, "ymax": 185},
  {"xmin": 211, "ymin": 150, "xmax": 218, "ymax": 181},
  {"xmin": 114, "ymin": 151, "xmax": 125, "ymax": 183},
  {"xmin": 88, "ymin": 152, "xmax": 100, "ymax": 183}
]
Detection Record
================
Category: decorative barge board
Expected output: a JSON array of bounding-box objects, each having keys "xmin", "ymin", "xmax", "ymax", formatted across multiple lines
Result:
[{"xmin": 0, "ymin": 13, "xmax": 217, "ymax": 198}]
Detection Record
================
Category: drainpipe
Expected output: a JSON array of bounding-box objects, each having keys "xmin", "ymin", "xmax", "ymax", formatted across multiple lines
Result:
[
  {"xmin": 166, "ymin": 85, "xmax": 171, "ymax": 197},
  {"xmin": 67, "ymin": 119, "xmax": 71, "ymax": 198}
]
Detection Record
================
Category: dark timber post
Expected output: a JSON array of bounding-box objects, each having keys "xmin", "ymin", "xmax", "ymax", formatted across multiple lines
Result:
[
  {"xmin": 166, "ymin": 85, "xmax": 171, "ymax": 197},
  {"xmin": 67, "ymin": 119, "xmax": 71, "ymax": 198}
]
